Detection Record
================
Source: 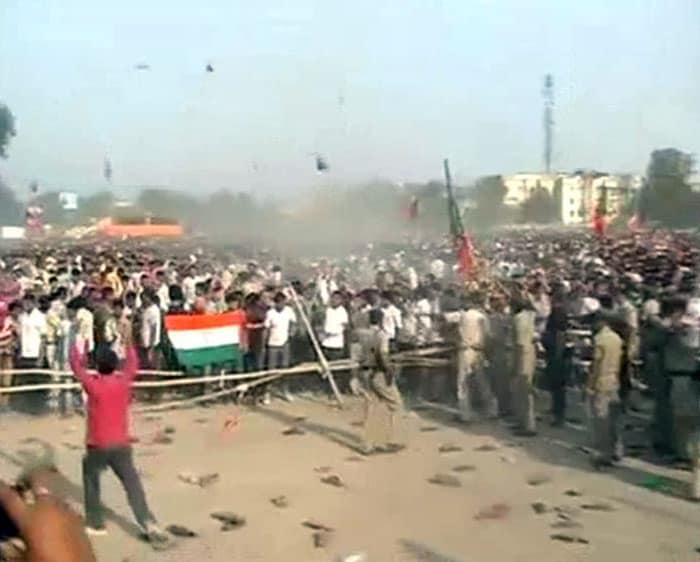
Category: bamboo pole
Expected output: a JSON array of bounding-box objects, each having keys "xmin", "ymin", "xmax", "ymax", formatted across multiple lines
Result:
[
  {"xmin": 0, "ymin": 347, "xmax": 451, "ymax": 395},
  {"xmin": 286, "ymin": 286, "xmax": 344, "ymax": 407}
]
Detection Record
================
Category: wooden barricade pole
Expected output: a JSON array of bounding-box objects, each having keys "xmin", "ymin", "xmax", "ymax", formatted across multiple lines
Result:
[{"xmin": 286, "ymin": 285, "xmax": 344, "ymax": 407}]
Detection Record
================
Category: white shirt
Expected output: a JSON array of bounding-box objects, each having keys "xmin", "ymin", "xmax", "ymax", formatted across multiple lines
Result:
[
  {"xmin": 19, "ymin": 308, "xmax": 46, "ymax": 359},
  {"xmin": 381, "ymin": 304, "xmax": 403, "ymax": 341},
  {"xmin": 182, "ymin": 276, "xmax": 197, "ymax": 306},
  {"xmin": 407, "ymin": 267, "xmax": 419, "ymax": 291},
  {"xmin": 265, "ymin": 306, "xmax": 296, "ymax": 347},
  {"xmin": 156, "ymin": 283, "xmax": 170, "ymax": 312},
  {"xmin": 415, "ymin": 298, "xmax": 434, "ymax": 343},
  {"xmin": 322, "ymin": 305, "xmax": 349, "ymax": 349},
  {"xmin": 430, "ymin": 259, "xmax": 446, "ymax": 280},
  {"xmin": 141, "ymin": 304, "xmax": 162, "ymax": 348}
]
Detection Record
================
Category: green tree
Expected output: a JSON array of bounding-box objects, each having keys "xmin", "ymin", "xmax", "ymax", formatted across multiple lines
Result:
[
  {"xmin": 0, "ymin": 176, "xmax": 22, "ymax": 226},
  {"xmin": 467, "ymin": 175, "xmax": 510, "ymax": 229},
  {"xmin": 0, "ymin": 104, "xmax": 16, "ymax": 159},
  {"xmin": 136, "ymin": 188, "xmax": 199, "ymax": 223},
  {"xmin": 643, "ymin": 148, "xmax": 698, "ymax": 227},
  {"xmin": 33, "ymin": 191, "xmax": 66, "ymax": 225}
]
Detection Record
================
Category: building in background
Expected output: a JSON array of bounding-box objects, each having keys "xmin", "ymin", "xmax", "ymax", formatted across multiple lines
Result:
[
  {"xmin": 502, "ymin": 171, "xmax": 643, "ymax": 225},
  {"xmin": 503, "ymin": 173, "xmax": 563, "ymax": 207}
]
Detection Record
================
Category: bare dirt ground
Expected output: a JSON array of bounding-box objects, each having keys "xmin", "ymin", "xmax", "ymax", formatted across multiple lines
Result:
[{"xmin": 0, "ymin": 392, "xmax": 698, "ymax": 562}]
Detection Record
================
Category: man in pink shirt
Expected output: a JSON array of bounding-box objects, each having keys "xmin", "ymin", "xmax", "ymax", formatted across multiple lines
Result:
[{"xmin": 70, "ymin": 343, "xmax": 168, "ymax": 546}]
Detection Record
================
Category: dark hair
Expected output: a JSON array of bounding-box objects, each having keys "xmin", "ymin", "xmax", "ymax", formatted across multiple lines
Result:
[
  {"xmin": 225, "ymin": 291, "xmax": 243, "ymax": 304},
  {"xmin": 67, "ymin": 297, "xmax": 87, "ymax": 311},
  {"xmin": 273, "ymin": 291, "xmax": 287, "ymax": 304},
  {"xmin": 95, "ymin": 344, "xmax": 119, "ymax": 375},
  {"xmin": 369, "ymin": 308, "xmax": 383, "ymax": 326}
]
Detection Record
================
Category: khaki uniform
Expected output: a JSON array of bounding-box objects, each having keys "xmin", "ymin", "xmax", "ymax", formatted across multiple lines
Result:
[
  {"xmin": 587, "ymin": 325, "xmax": 624, "ymax": 462},
  {"xmin": 445, "ymin": 309, "xmax": 497, "ymax": 422},
  {"xmin": 513, "ymin": 309, "xmax": 537, "ymax": 432},
  {"xmin": 487, "ymin": 311, "xmax": 514, "ymax": 417},
  {"xmin": 359, "ymin": 327, "xmax": 403, "ymax": 451}
]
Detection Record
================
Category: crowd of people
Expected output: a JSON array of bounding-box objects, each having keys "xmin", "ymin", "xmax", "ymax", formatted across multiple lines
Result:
[{"xmin": 0, "ymin": 229, "xmax": 699, "ymax": 492}]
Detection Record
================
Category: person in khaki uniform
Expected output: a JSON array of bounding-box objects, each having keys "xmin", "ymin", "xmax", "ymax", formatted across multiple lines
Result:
[
  {"xmin": 487, "ymin": 295, "xmax": 514, "ymax": 418},
  {"xmin": 444, "ymin": 293, "xmax": 497, "ymax": 423},
  {"xmin": 586, "ymin": 309, "xmax": 624, "ymax": 469},
  {"xmin": 512, "ymin": 297, "xmax": 537, "ymax": 436},
  {"xmin": 360, "ymin": 308, "xmax": 404, "ymax": 455}
]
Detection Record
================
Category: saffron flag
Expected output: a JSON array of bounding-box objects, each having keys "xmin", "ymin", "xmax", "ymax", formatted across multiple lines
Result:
[
  {"xmin": 456, "ymin": 234, "xmax": 475, "ymax": 278},
  {"xmin": 164, "ymin": 312, "xmax": 243, "ymax": 369}
]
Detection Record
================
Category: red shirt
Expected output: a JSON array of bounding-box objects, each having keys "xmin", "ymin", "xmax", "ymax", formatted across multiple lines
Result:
[{"xmin": 70, "ymin": 345, "xmax": 138, "ymax": 448}]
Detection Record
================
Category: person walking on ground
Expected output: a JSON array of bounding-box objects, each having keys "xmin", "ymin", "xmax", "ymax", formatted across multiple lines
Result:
[
  {"xmin": 360, "ymin": 309, "xmax": 404, "ymax": 455},
  {"xmin": 586, "ymin": 307, "xmax": 624, "ymax": 470},
  {"xmin": 69, "ymin": 341, "xmax": 169, "ymax": 546}
]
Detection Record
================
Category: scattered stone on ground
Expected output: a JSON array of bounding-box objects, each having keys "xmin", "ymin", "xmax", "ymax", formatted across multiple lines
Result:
[
  {"xmin": 551, "ymin": 519, "xmax": 583, "ymax": 529},
  {"xmin": 314, "ymin": 466, "xmax": 333, "ymax": 474},
  {"xmin": 550, "ymin": 533, "xmax": 589, "ymax": 545},
  {"xmin": 531, "ymin": 502, "xmax": 550, "ymax": 514},
  {"xmin": 270, "ymin": 495, "xmax": 289, "ymax": 508},
  {"xmin": 302, "ymin": 520, "xmax": 333, "ymax": 532},
  {"xmin": 178, "ymin": 472, "xmax": 220, "ymax": 488},
  {"xmin": 475, "ymin": 443, "xmax": 499, "ymax": 452},
  {"xmin": 293, "ymin": 416, "xmax": 307, "ymax": 423},
  {"xmin": 452, "ymin": 464, "xmax": 476, "ymax": 473},
  {"xmin": 554, "ymin": 506, "xmax": 581, "ymax": 519},
  {"xmin": 581, "ymin": 502, "xmax": 615, "ymax": 512},
  {"xmin": 163, "ymin": 425, "xmax": 176, "ymax": 435},
  {"xmin": 166, "ymin": 524, "xmax": 198, "ymax": 538},
  {"xmin": 474, "ymin": 503, "xmax": 511, "ymax": 521},
  {"xmin": 500, "ymin": 454, "xmax": 516, "ymax": 464},
  {"xmin": 438, "ymin": 444, "xmax": 463, "ymax": 454},
  {"xmin": 420, "ymin": 426, "xmax": 439, "ymax": 432},
  {"xmin": 428, "ymin": 473, "xmax": 462, "ymax": 488},
  {"xmin": 210, "ymin": 512, "xmax": 246, "ymax": 531},
  {"xmin": 527, "ymin": 474, "xmax": 552, "ymax": 487},
  {"xmin": 61, "ymin": 442, "xmax": 81, "ymax": 451},
  {"xmin": 320, "ymin": 474, "xmax": 345, "ymax": 488},
  {"xmin": 194, "ymin": 418, "xmax": 209, "ymax": 424},
  {"xmin": 564, "ymin": 489, "xmax": 583, "ymax": 497},
  {"xmin": 282, "ymin": 426, "xmax": 306, "ymax": 436},
  {"xmin": 313, "ymin": 530, "xmax": 333, "ymax": 548},
  {"xmin": 350, "ymin": 421, "xmax": 363, "ymax": 427},
  {"xmin": 143, "ymin": 415, "xmax": 162, "ymax": 422},
  {"xmin": 152, "ymin": 433, "xmax": 174, "ymax": 445}
]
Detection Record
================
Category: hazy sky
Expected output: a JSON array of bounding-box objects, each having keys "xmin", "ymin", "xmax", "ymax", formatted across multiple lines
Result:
[{"xmin": 0, "ymin": 0, "xmax": 698, "ymax": 197}]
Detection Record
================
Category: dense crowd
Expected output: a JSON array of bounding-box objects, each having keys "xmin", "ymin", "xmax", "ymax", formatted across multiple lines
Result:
[{"xmin": 1, "ymin": 229, "xmax": 700, "ymax": 492}]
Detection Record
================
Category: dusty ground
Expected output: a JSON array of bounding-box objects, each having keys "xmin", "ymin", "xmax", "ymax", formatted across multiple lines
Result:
[{"xmin": 0, "ymin": 392, "xmax": 699, "ymax": 562}]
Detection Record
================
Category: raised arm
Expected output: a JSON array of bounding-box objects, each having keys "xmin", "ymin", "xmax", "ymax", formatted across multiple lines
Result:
[{"xmin": 69, "ymin": 343, "xmax": 90, "ymax": 387}]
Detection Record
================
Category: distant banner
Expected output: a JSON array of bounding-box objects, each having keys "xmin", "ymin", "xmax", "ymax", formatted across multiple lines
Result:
[{"xmin": 59, "ymin": 192, "xmax": 79, "ymax": 211}]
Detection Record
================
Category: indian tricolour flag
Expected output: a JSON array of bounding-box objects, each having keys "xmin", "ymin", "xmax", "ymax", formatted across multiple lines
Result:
[{"xmin": 164, "ymin": 313, "xmax": 243, "ymax": 369}]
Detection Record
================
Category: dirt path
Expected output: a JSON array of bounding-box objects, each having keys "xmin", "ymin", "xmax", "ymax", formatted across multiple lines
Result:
[{"xmin": 0, "ymin": 395, "xmax": 697, "ymax": 562}]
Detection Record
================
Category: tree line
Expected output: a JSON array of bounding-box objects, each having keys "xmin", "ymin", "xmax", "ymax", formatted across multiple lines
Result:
[{"xmin": 1, "ymin": 101, "xmax": 697, "ymax": 238}]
